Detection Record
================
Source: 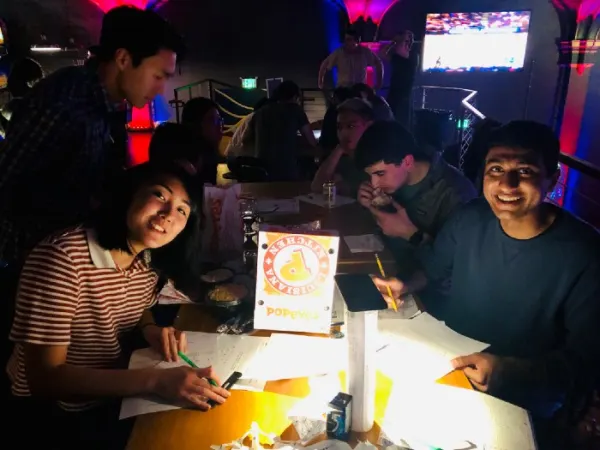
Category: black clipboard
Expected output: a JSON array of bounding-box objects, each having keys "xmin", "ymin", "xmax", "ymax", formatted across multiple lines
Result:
[{"xmin": 334, "ymin": 274, "xmax": 388, "ymax": 312}]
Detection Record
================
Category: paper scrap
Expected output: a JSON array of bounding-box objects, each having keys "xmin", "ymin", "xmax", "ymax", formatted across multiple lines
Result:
[
  {"xmin": 303, "ymin": 441, "xmax": 353, "ymax": 450},
  {"xmin": 296, "ymin": 194, "xmax": 355, "ymax": 208},
  {"xmin": 381, "ymin": 383, "xmax": 537, "ymax": 450},
  {"xmin": 157, "ymin": 282, "xmax": 192, "ymax": 305},
  {"xmin": 343, "ymin": 234, "xmax": 384, "ymax": 253},
  {"xmin": 245, "ymin": 334, "xmax": 347, "ymax": 381},
  {"xmin": 354, "ymin": 441, "xmax": 378, "ymax": 450},
  {"xmin": 257, "ymin": 198, "xmax": 300, "ymax": 215},
  {"xmin": 120, "ymin": 333, "xmax": 269, "ymax": 419},
  {"xmin": 377, "ymin": 313, "xmax": 489, "ymax": 383},
  {"xmin": 290, "ymin": 416, "xmax": 326, "ymax": 445}
]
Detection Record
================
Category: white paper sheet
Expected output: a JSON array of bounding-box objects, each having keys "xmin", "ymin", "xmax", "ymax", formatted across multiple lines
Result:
[
  {"xmin": 257, "ymin": 198, "xmax": 300, "ymax": 215},
  {"xmin": 120, "ymin": 333, "xmax": 269, "ymax": 419},
  {"xmin": 381, "ymin": 383, "xmax": 537, "ymax": 450},
  {"xmin": 245, "ymin": 334, "xmax": 347, "ymax": 381},
  {"xmin": 377, "ymin": 313, "xmax": 489, "ymax": 383},
  {"xmin": 296, "ymin": 194, "xmax": 355, "ymax": 208},
  {"xmin": 343, "ymin": 234, "xmax": 384, "ymax": 253}
]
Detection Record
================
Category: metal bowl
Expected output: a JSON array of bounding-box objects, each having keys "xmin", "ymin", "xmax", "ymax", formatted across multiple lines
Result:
[{"xmin": 200, "ymin": 267, "xmax": 234, "ymax": 285}]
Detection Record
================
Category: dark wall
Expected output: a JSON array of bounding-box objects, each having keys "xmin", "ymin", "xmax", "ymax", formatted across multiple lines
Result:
[
  {"xmin": 0, "ymin": 0, "xmax": 343, "ymax": 91},
  {"xmin": 159, "ymin": 0, "xmax": 339, "ymax": 88},
  {"xmin": 379, "ymin": 0, "xmax": 560, "ymax": 125}
]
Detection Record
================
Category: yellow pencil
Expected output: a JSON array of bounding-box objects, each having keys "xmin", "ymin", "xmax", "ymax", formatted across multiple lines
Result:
[{"xmin": 375, "ymin": 253, "xmax": 397, "ymax": 312}]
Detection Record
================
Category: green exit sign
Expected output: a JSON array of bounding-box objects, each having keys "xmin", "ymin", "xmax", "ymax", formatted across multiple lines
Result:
[{"xmin": 241, "ymin": 77, "xmax": 257, "ymax": 89}]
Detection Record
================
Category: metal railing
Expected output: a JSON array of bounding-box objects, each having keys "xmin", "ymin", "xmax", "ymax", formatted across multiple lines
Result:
[
  {"xmin": 172, "ymin": 78, "xmax": 241, "ymax": 123},
  {"xmin": 553, "ymin": 153, "xmax": 600, "ymax": 228},
  {"xmin": 415, "ymin": 85, "xmax": 484, "ymax": 171}
]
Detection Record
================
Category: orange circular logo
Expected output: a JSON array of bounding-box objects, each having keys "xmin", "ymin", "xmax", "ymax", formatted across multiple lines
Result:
[{"xmin": 263, "ymin": 235, "xmax": 331, "ymax": 296}]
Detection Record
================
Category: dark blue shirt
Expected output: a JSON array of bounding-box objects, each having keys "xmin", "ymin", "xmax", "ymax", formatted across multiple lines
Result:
[
  {"xmin": 419, "ymin": 198, "xmax": 600, "ymax": 416},
  {"xmin": 0, "ymin": 59, "xmax": 120, "ymax": 265}
]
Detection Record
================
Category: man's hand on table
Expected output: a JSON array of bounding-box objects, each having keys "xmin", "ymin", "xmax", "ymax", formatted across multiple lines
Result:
[
  {"xmin": 451, "ymin": 353, "xmax": 502, "ymax": 392},
  {"xmin": 143, "ymin": 324, "xmax": 187, "ymax": 362},
  {"xmin": 152, "ymin": 366, "xmax": 230, "ymax": 411}
]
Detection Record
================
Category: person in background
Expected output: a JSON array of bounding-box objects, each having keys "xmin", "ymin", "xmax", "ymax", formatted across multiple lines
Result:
[
  {"xmin": 318, "ymin": 86, "xmax": 356, "ymax": 157},
  {"xmin": 0, "ymin": 57, "xmax": 45, "ymax": 138},
  {"xmin": 7, "ymin": 163, "xmax": 229, "ymax": 449},
  {"xmin": 352, "ymin": 82, "xmax": 394, "ymax": 121},
  {"xmin": 373, "ymin": 121, "xmax": 600, "ymax": 448},
  {"xmin": 318, "ymin": 28, "xmax": 383, "ymax": 90},
  {"xmin": 249, "ymin": 80, "xmax": 317, "ymax": 181},
  {"xmin": 355, "ymin": 121, "xmax": 476, "ymax": 276},
  {"xmin": 385, "ymin": 30, "xmax": 418, "ymax": 129},
  {"xmin": 311, "ymin": 98, "xmax": 374, "ymax": 195},
  {"xmin": 0, "ymin": 5, "xmax": 184, "ymax": 374},
  {"xmin": 181, "ymin": 97, "xmax": 223, "ymax": 185},
  {"xmin": 148, "ymin": 122, "xmax": 202, "ymax": 175},
  {"xmin": 225, "ymin": 97, "xmax": 270, "ymax": 162}
]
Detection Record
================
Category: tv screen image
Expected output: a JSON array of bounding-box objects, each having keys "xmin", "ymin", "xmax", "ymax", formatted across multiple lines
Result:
[{"xmin": 422, "ymin": 11, "xmax": 531, "ymax": 73}]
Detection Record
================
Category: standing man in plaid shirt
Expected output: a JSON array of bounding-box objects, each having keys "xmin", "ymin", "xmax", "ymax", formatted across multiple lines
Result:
[{"xmin": 0, "ymin": 6, "xmax": 184, "ymax": 363}]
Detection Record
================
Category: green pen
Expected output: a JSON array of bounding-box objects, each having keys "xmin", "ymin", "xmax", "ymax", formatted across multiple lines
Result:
[{"xmin": 177, "ymin": 351, "xmax": 218, "ymax": 387}]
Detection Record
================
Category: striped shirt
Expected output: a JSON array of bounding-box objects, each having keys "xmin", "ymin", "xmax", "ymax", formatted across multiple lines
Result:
[{"xmin": 7, "ymin": 226, "xmax": 158, "ymax": 411}]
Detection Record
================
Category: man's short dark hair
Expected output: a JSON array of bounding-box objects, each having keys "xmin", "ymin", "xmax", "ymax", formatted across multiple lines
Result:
[
  {"xmin": 272, "ymin": 80, "xmax": 301, "ymax": 102},
  {"xmin": 332, "ymin": 86, "xmax": 355, "ymax": 104},
  {"xmin": 355, "ymin": 120, "xmax": 429, "ymax": 170},
  {"xmin": 345, "ymin": 28, "xmax": 360, "ymax": 40},
  {"xmin": 486, "ymin": 120, "xmax": 560, "ymax": 176},
  {"xmin": 351, "ymin": 83, "xmax": 375, "ymax": 99},
  {"xmin": 91, "ymin": 6, "xmax": 185, "ymax": 66},
  {"xmin": 337, "ymin": 98, "xmax": 375, "ymax": 122}
]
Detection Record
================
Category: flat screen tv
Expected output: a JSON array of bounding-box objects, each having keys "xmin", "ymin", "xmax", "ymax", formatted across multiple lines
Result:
[{"xmin": 422, "ymin": 11, "xmax": 531, "ymax": 73}]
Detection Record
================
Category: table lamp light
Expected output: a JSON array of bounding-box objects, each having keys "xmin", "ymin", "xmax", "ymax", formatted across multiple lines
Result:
[{"xmin": 335, "ymin": 274, "xmax": 388, "ymax": 432}]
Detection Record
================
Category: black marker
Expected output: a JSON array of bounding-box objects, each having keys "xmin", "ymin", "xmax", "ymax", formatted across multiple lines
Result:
[{"xmin": 207, "ymin": 371, "xmax": 243, "ymax": 407}]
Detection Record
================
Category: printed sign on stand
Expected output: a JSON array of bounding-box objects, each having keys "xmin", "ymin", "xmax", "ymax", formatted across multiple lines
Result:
[{"xmin": 254, "ymin": 229, "xmax": 340, "ymax": 333}]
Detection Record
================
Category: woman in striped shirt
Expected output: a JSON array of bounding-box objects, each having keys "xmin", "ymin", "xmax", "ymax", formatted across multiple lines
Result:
[{"xmin": 7, "ymin": 162, "xmax": 229, "ymax": 449}]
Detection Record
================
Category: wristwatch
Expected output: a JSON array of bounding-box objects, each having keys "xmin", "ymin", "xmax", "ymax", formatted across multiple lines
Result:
[{"xmin": 408, "ymin": 229, "xmax": 424, "ymax": 246}]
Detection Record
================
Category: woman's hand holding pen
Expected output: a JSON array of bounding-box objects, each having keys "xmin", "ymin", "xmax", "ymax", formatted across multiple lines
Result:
[{"xmin": 152, "ymin": 366, "xmax": 230, "ymax": 411}]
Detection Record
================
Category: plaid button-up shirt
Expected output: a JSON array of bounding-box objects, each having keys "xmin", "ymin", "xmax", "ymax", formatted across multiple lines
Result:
[{"xmin": 0, "ymin": 59, "xmax": 122, "ymax": 266}]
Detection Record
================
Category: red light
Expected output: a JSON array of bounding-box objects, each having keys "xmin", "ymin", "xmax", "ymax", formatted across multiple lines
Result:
[
  {"xmin": 128, "ymin": 103, "xmax": 155, "ymax": 131},
  {"xmin": 343, "ymin": 0, "xmax": 399, "ymax": 24},
  {"xmin": 88, "ymin": 0, "xmax": 166, "ymax": 13}
]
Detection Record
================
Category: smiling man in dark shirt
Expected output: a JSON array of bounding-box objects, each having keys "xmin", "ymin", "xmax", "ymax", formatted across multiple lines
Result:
[
  {"xmin": 0, "ymin": 6, "xmax": 184, "ymax": 268},
  {"xmin": 374, "ymin": 121, "xmax": 600, "ymax": 446}
]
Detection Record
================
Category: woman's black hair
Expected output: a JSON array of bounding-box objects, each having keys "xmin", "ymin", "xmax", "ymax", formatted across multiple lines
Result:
[
  {"xmin": 181, "ymin": 97, "xmax": 219, "ymax": 126},
  {"xmin": 148, "ymin": 122, "xmax": 199, "ymax": 166},
  {"xmin": 92, "ymin": 162, "xmax": 203, "ymax": 295}
]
